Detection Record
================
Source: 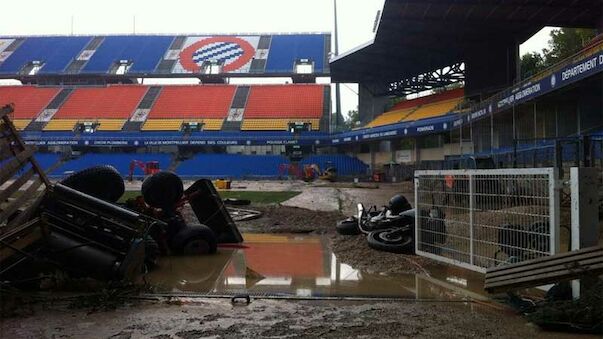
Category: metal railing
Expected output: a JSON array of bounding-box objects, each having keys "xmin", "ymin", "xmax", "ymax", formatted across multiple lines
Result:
[
  {"xmin": 465, "ymin": 34, "xmax": 603, "ymax": 118},
  {"xmin": 414, "ymin": 168, "xmax": 560, "ymax": 273}
]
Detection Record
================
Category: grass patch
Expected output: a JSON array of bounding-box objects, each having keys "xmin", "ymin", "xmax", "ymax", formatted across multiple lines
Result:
[{"xmin": 119, "ymin": 190, "xmax": 300, "ymax": 205}]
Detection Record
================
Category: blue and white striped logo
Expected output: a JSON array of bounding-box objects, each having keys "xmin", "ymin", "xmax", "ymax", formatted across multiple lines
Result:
[{"xmin": 192, "ymin": 42, "xmax": 245, "ymax": 65}]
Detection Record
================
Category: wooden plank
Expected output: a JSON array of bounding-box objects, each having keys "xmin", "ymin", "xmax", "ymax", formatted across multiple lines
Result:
[
  {"xmin": 0, "ymin": 167, "xmax": 35, "ymax": 203},
  {"xmin": 0, "ymin": 178, "xmax": 43, "ymax": 224},
  {"xmin": 486, "ymin": 248, "xmax": 603, "ymax": 278},
  {"xmin": 487, "ymin": 246, "xmax": 601, "ymax": 273},
  {"xmin": 0, "ymin": 227, "xmax": 42, "ymax": 262},
  {"xmin": 6, "ymin": 193, "xmax": 46, "ymax": 230},
  {"xmin": 0, "ymin": 147, "xmax": 34, "ymax": 185},
  {"xmin": 486, "ymin": 256, "xmax": 603, "ymax": 285},
  {"xmin": 1, "ymin": 114, "xmax": 49, "ymax": 187},
  {"xmin": 485, "ymin": 263, "xmax": 603, "ymax": 292},
  {"xmin": 0, "ymin": 104, "xmax": 14, "ymax": 120}
]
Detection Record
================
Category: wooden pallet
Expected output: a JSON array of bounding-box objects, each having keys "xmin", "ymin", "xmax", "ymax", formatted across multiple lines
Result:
[
  {"xmin": 0, "ymin": 104, "xmax": 51, "ymax": 263},
  {"xmin": 485, "ymin": 246, "xmax": 603, "ymax": 293}
]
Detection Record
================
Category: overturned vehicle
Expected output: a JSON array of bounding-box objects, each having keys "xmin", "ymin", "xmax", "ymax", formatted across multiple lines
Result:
[{"xmin": 1, "ymin": 106, "xmax": 242, "ymax": 286}]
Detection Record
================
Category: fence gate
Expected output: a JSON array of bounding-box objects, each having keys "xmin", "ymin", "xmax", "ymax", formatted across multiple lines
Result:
[{"xmin": 414, "ymin": 168, "xmax": 560, "ymax": 273}]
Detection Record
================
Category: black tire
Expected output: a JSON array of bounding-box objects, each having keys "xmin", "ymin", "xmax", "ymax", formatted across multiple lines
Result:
[
  {"xmin": 223, "ymin": 198, "xmax": 251, "ymax": 206},
  {"xmin": 170, "ymin": 224, "xmax": 217, "ymax": 255},
  {"xmin": 60, "ymin": 165, "xmax": 124, "ymax": 202},
  {"xmin": 144, "ymin": 236, "xmax": 161, "ymax": 268},
  {"xmin": 336, "ymin": 218, "xmax": 360, "ymax": 235},
  {"xmin": 367, "ymin": 229, "xmax": 414, "ymax": 254},
  {"xmin": 142, "ymin": 171, "xmax": 183, "ymax": 208}
]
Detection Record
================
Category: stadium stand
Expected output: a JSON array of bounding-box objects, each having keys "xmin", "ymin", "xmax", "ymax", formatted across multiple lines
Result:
[
  {"xmin": 44, "ymin": 85, "xmax": 147, "ymax": 131},
  {"xmin": 0, "ymin": 86, "xmax": 60, "ymax": 129},
  {"xmin": 34, "ymin": 153, "xmax": 62, "ymax": 172},
  {"xmin": 265, "ymin": 34, "xmax": 326, "ymax": 73},
  {"xmin": 142, "ymin": 85, "xmax": 235, "ymax": 131},
  {"xmin": 244, "ymin": 85, "xmax": 324, "ymax": 119},
  {"xmin": 365, "ymin": 88, "xmax": 464, "ymax": 128},
  {"xmin": 402, "ymin": 97, "xmax": 463, "ymax": 122},
  {"xmin": 81, "ymin": 36, "xmax": 174, "ymax": 74},
  {"xmin": 50, "ymin": 153, "xmax": 172, "ymax": 177},
  {"xmin": 0, "ymin": 36, "xmax": 91, "ymax": 74},
  {"xmin": 0, "ymin": 34, "xmax": 330, "ymax": 77},
  {"xmin": 241, "ymin": 119, "xmax": 320, "ymax": 131},
  {"xmin": 176, "ymin": 154, "xmax": 290, "ymax": 179},
  {"xmin": 301, "ymin": 155, "xmax": 368, "ymax": 176}
]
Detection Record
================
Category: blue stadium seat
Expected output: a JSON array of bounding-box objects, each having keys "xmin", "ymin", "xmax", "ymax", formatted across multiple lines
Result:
[
  {"xmin": 51, "ymin": 153, "xmax": 172, "ymax": 177},
  {"xmin": 301, "ymin": 155, "xmax": 368, "ymax": 176},
  {"xmin": 34, "ymin": 153, "xmax": 62, "ymax": 172},
  {"xmin": 176, "ymin": 154, "xmax": 290, "ymax": 179},
  {"xmin": 265, "ymin": 35, "xmax": 326, "ymax": 73},
  {"xmin": 82, "ymin": 36, "xmax": 173, "ymax": 74},
  {"xmin": 0, "ymin": 36, "xmax": 91, "ymax": 74}
]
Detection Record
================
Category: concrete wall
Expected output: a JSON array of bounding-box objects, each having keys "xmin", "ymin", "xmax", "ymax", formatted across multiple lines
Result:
[{"xmin": 358, "ymin": 84, "xmax": 390, "ymax": 125}]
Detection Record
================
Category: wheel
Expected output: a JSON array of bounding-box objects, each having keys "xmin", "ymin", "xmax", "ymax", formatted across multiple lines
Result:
[
  {"xmin": 144, "ymin": 236, "xmax": 161, "ymax": 268},
  {"xmin": 60, "ymin": 165, "xmax": 124, "ymax": 202},
  {"xmin": 142, "ymin": 172, "xmax": 183, "ymax": 208},
  {"xmin": 170, "ymin": 224, "xmax": 217, "ymax": 255},
  {"xmin": 367, "ymin": 229, "xmax": 414, "ymax": 254},
  {"xmin": 336, "ymin": 217, "xmax": 360, "ymax": 235}
]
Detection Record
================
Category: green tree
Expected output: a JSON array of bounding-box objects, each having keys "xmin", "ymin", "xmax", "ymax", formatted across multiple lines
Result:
[
  {"xmin": 344, "ymin": 109, "xmax": 360, "ymax": 129},
  {"xmin": 542, "ymin": 28, "xmax": 597, "ymax": 66},
  {"xmin": 520, "ymin": 52, "xmax": 546, "ymax": 79}
]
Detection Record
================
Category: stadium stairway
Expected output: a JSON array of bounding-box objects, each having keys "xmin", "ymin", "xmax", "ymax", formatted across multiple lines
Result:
[{"xmin": 123, "ymin": 86, "xmax": 162, "ymax": 131}]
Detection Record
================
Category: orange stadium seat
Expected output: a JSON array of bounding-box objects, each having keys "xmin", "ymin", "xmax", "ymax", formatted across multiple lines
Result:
[
  {"xmin": 244, "ymin": 85, "xmax": 324, "ymax": 119},
  {"xmin": 0, "ymin": 86, "xmax": 60, "ymax": 120},
  {"xmin": 148, "ymin": 85, "xmax": 236, "ymax": 119},
  {"xmin": 241, "ymin": 119, "xmax": 320, "ymax": 131},
  {"xmin": 53, "ymin": 85, "xmax": 147, "ymax": 120}
]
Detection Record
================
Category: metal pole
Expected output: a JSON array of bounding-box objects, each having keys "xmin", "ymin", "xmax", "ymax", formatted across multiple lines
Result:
[{"xmin": 333, "ymin": 0, "xmax": 342, "ymax": 129}]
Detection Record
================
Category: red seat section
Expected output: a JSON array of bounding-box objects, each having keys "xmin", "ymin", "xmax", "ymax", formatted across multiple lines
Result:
[
  {"xmin": 149, "ymin": 85, "xmax": 236, "ymax": 119},
  {"xmin": 245, "ymin": 85, "xmax": 324, "ymax": 119},
  {"xmin": 54, "ymin": 85, "xmax": 147, "ymax": 119},
  {"xmin": 0, "ymin": 86, "xmax": 59, "ymax": 119}
]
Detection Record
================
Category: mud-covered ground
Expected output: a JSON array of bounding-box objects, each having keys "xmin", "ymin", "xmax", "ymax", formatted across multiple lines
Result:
[{"xmin": 0, "ymin": 298, "xmax": 585, "ymax": 339}]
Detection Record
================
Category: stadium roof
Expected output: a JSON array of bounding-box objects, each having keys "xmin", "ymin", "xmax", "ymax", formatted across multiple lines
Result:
[{"xmin": 331, "ymin": 0, "xmax": 603, "ymax": 85}]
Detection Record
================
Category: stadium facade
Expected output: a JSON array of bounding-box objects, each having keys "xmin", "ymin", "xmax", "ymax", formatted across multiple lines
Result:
[{"xmin": 1, "ymin": 0, "xmax": 602, "ymax": 179}]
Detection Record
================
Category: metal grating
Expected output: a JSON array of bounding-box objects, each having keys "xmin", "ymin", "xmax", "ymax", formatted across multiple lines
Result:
[{"xmin": 414, "ymin": 168, "xmax": 560, "ymax": 273}]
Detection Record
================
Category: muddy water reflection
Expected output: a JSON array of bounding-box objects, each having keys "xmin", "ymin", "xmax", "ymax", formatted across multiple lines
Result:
[{"xmin": 146, "ymin": 234, "xmax": 486, "ymax": 300}]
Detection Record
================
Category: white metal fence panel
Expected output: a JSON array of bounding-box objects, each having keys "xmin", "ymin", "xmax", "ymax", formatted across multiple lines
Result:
[{"xmin": 414, "ymin": 168, "xmax": 560, "ymax": 273}]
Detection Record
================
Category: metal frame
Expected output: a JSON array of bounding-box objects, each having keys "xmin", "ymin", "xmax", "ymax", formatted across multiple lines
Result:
[{"xmin": 414, "ymin": 168, "xmax": 560, "ymax": 273}]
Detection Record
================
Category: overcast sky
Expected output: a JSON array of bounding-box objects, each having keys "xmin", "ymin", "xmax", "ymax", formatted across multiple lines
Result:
[{"xmin": 0, "ymin": 0, "xmax": 550, "ymax": 117}]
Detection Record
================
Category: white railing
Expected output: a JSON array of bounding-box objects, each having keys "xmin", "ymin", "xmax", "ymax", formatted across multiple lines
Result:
[{"xmin": 414, "ymin": 168, "xmax": 560, "ymax": 273}]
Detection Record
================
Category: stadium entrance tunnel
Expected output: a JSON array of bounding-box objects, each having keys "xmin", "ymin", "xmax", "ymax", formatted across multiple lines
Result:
[{"xmin": 144, "ymin": 233, "xmax": 488, "ymax": 301}]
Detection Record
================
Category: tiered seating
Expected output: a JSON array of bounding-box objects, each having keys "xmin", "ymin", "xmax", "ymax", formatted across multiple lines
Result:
[
  {"xmin": 34, "ymin": 153, "xmax": 62, "ymax": 172},
  {"xmin": 301, "ymin": 155, "xmax": 368, "ymax": 176},
  {"xmin": 241, "ymin": 84, "xmax": 324, "ymax": 131},
  {"xmin": 365, "ymin": 108, "xmax": 416, "ymax": 128},
  {"xmin": 142, "ymin": 119, "xmax": 223, "ymax": 131},
  {"xmin": 0, "ymin": 36, "xmax": 91, "ymax": 74},
  {"xmin": 81, "ymin": 36, "xmax": 173, "ymax": 74},
  {"xmin": 241, "ymin": 119, "xmax": 320, "ymax": 131},
  {"xmin": 176, "ymin": 154, "xmax": 290, "ymax": 179},
  {"xmin": 45, "ymin": 85, "xmax": 147, "ymax": 131},
  {"xmin": 366, "ymin": 88, "xmax": 465, "ymax": 128},
  {"xmin": 402, "ymin": 97, "xmax": 464, "ymax": 122},
  {"xmin": 143, "ymin": 85, "xmax": 235, "ymax": 131},
  {"xmin": 51, "ymin": 153, "xmax": 172, "ymax": 177},
  {"xmin": 244, "ymin": 85, "xmax": 324, "ymax": 119},
  {"xmin": 0, "ymin": 86, "xmax": 60, "ymax": 130}
]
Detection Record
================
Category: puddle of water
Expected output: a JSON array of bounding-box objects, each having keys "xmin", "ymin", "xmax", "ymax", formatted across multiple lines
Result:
[{"xmin": 146, "ymin": 233, "xmax": 487, "ymax": 300}]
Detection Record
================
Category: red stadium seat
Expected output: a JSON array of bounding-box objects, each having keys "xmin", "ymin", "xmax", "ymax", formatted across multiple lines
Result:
[
  {"xmin": 0, "ymin": 86, "xmax": 60, "ymax": 119},
  {"xmin": 148, "ymin": 85, "xmax": 236, "ymax": 119},
  {"xmin": 54, "ymin": 85, "xmax": 147, "ymax": 119},
  {"xmin": 244, "ymin": 85, "xmax": 324, "ymax": 119}
]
